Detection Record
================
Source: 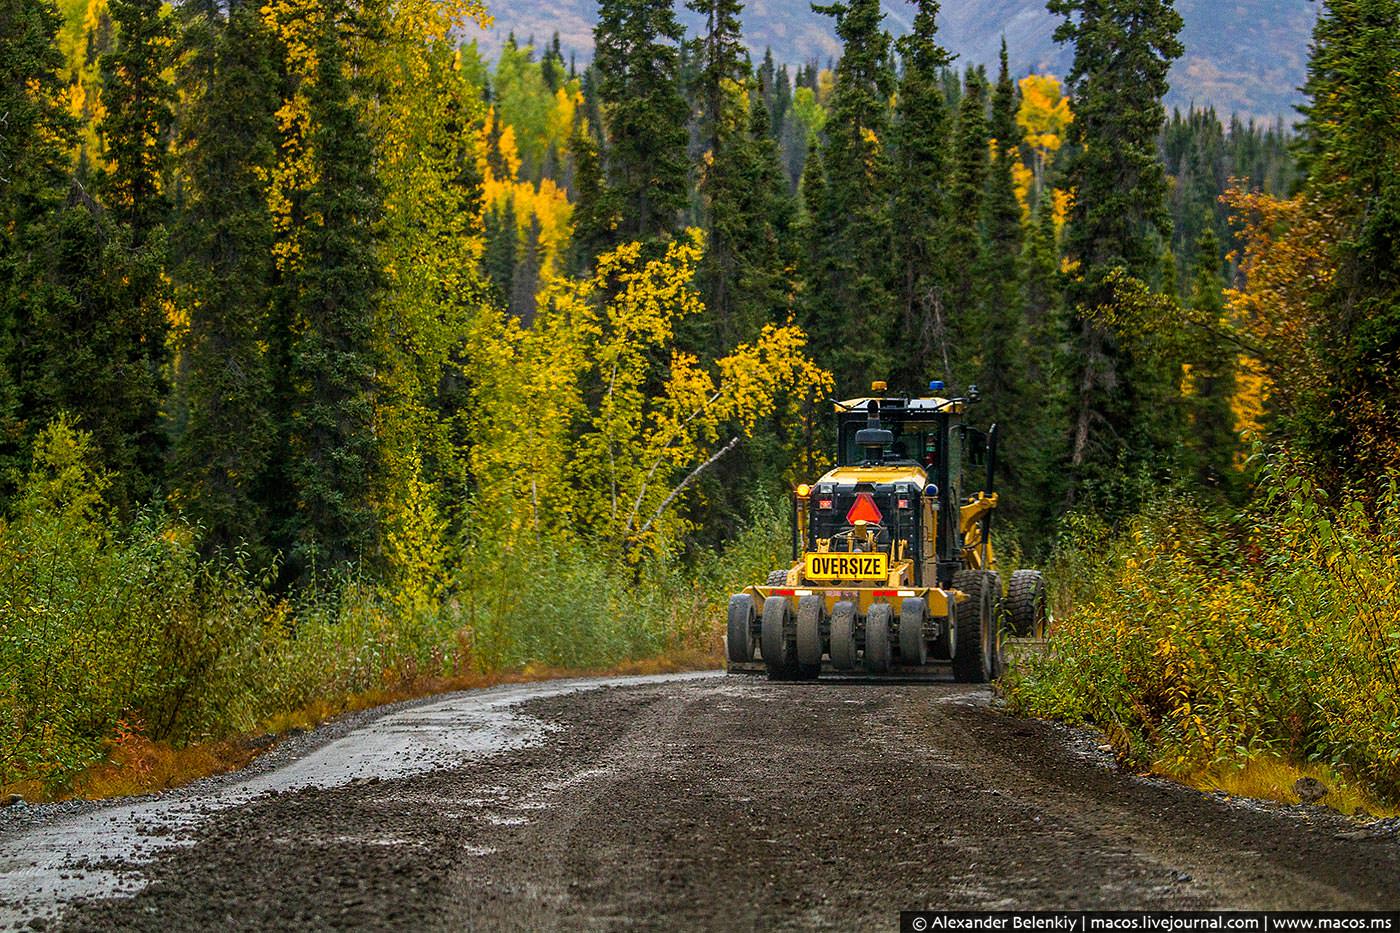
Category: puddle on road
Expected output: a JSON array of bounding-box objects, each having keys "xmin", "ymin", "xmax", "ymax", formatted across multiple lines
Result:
[{"xmin": 0, "ymin": 671, "xmax": 717, "ymax": 926}]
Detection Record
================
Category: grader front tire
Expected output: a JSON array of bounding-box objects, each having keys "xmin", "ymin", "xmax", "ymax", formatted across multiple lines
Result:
[
  {"xmin": 864, "ymin": 604, "xmax": 893, "ymax": 674},
  {"xmin": 796, "ymin": 595, "xmax": 825, "ymax": 680},
  {"xmin": 829, "ymin": 601, "xmax": 858, "ymax": 671},
  {"xmin": 898, "ymin": 597, "xmax": 929, "ymax": 666},
  {"xmin": 726, "ymin": 594, "xmax": 756, "ymax": 663},
  {"xmin": 761, "ymin": 597, "xmax": 797, "ymax": 680}
]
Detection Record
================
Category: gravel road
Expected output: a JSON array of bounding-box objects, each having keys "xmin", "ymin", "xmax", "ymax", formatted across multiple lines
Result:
[{"xmin": 4, "ymin": 672, "xmax": 1398, "ymax": 931}]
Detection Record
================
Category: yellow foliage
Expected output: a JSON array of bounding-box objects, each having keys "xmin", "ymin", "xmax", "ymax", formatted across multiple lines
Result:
[
  {"xmin": 1052, "ymin": 187, "xmax": 1072, "ymax": 236},
  {"xmin": 1222, "ymin": 186, "xmax": 1339, "ymax": 442},
  {"xmin": 546, "ymin": 85, "xmax": 582, "ymax": 146},
  {"xmin": 464, "ymin": 231, "xmax": 832, "ymax": 561},
  {"xmin": 479, "ymin": 108, "xmax": 575, "ymax": 282},
  {"xmin": 1017, "ymin": 74, "xmax": 1072, "ymax": 157},
  {"xmin": 1016, "ymin": 74, "xmax": 1073, "ymax": 220},
  {"xmin": 1231, "ymin": 353, "xmax": 1269, "ymax": 465}
]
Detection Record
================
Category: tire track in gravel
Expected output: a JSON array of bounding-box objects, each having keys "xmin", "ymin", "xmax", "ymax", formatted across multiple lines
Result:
[{"xmin": 19, "ymin": 675, "xmax": 1400, "ymax": 932}]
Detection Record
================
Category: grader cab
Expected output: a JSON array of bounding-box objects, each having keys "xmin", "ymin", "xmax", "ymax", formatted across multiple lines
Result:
[{"xmin": 726, "ymin": 381, "xmax": 1048, "ymax": 681}]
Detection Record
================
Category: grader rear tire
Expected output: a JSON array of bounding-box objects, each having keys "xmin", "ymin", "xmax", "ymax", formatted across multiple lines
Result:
[
  {"xmin": 726, "ymin": 594, "xmax": 756, "ymax": 663},
  {"xmin": 796, "ymin": 595, "xmax": 825, "ymax": 678},
  {"xmin": 829, "ymin": 601, "xmax": 858, "ymax": 670},
  {"xmin": 761, "ymin": 597, "xmax": 797, "ymax": 680},
  {"xmin": 1007, "ymin": 570, "xmax": 1049, "ymax": 638},
  {"xmin": 864, "ymin": 603, "xmax": 893, "ymax": 674},
  {"xmin": 952, "ymin": 570, "xmax": 999, "ymax": 683},
  {"xmin": 898, "ymin": 597, "xmax": 928, "ymax": 666}
]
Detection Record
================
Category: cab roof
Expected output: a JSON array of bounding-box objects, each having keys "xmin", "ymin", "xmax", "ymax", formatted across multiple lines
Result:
[{"xmin": 835, "ymin": 396, "xmax": 965, "ymax": 416}]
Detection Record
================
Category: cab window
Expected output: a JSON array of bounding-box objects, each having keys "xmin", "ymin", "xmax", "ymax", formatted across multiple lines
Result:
[{"xmin": 838, "ymin": 417, "xmax": 942, "ymax": 467}]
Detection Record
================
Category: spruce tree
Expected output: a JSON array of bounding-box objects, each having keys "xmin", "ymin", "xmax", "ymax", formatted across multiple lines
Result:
[
  {"xmin": 890, "ymin": 0, "xmax": 952, "ymax": 392},
  {"xmin": 944, "ymin": 70, "xmax": 990, "ymax": 385},
  {"xmin": 1182, "ymin": 221, "xmax": 1237, "ymax": 496},
  {"xmin": 1048, "ymin": 0, "xmax": 1184, "ymax": 509},
  {"xmin": 0, "ymin": 0, "xmax": 73, "ymax": 491},
  {"xmin": 99, "ymin": 0, "xmax": 176, "ymax": 243},
  {"xmin": 688, "ymin": 0, "xmax": 752, "ymax": 350},
  {"xmin": 511, "ymin": 217, "xmax": 543, "ymax": 325},
  {"xmin": 733, "ymin": 97, "xmax": 797, "ymax": 336},
  {"xmin": 593, "ymin": 0, "xmax": 690, "ymax": 243},
  {"xmin": 171, "ymin": 0, "xmax": 280, "ymax": 555},
  {"xmin": 806, "ymin": 0, "xmax": 895, "ymax": 392},
  {"xmin": 35, "ymin": 0, "xmax": 179, "ymax": 509},
  {"xmin": 975, "ymin": 46, "xmax": 1027, "ymax": 434},
  {"xmin": 483, "ymin": 198, "xmax": 518, "ymax": 302},
  {"xmin": 1297, "ymin": 0, "xmax": 1400, "ymax": 485},
  {"xmin": 567, "ymin": 119, "xmax": 619, "ymax": 273},
  {"xmin": 284, "ymin": 9, "xmax": 383, "ymax": 570}
]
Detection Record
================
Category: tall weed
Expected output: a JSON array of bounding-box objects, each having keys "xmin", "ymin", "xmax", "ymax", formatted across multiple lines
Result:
[
  {"xmin": 0, "ymin": 422, "xmax": 782, "ymax": 793},
  {"xmin": 1005, "ymin": 459, "xmax": 1400, "ymax": 799}
]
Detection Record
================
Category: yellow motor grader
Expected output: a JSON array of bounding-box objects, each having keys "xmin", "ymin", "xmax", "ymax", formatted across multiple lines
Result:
[{"xmin": 726, "ymin": 381, "xmax": 1048, "ymax": 681}]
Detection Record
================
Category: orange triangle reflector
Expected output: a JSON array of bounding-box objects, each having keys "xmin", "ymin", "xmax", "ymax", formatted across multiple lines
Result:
[{"xmin": 846, "ymin": 492, "xmax": 883, "ymax": 525}]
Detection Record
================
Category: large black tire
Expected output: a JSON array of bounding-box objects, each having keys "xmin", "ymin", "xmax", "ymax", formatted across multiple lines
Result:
[
  {"xmin": 864, "ymin": 603, "xmax": 893, "ymax": 674},
  {"xmin": 898, "ymin": 597, "xmax": 928, "ymax": 666},
  {"xmin": 726, "ymin": 594, "xmax": 756, "ymax": 663},
  {"xmin": 796, "ymin": 595, "xmax": 825, "ymax": 678},
  {"xmin": 1007, "ymin": 570, "xmax": 1049, "ymax": 639},
  {"xmin": 761, "ymin": 596, "xmax": 797, "ymax": 680},
  {"xmin": 829, "ymin": 601, "xmax": 858, "ymax": 670},
  {"xmin": 952, "ymin": 570, "xmax": 1001, "ymax": 683},
  {"xmin": 765, "ymin": 569, "xmax": 789, "ymax": 587}
]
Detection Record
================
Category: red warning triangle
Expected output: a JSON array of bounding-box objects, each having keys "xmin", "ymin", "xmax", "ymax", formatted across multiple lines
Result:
[{"xmin": 846, "ymin": 492, "xmax": 883, "ymax": 525}]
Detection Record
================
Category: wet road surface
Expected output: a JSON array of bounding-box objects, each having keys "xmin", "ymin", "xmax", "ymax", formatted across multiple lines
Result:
[{"xmin": 4, "ymin": 672, "xmax": 1398, "ymax": 930}]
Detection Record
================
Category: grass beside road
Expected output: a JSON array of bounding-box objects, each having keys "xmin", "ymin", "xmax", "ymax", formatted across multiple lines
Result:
[
  {"xmin": 1002, "ymin": 466, "xmax": 1400, "ymax": 814},
  {"xmin": 44, "ymin": 650, "xmax": 719, "ymax": 804},
  {"xmin": 0, "ymin": 427, "xmax": 781, "ymax": 803}
]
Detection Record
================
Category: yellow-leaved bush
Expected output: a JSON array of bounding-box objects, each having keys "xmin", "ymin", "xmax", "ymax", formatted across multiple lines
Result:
[
  {"xmin": 463, "ymin": 230, "xmax": 833, "ymax": 560},
  {"xmin": 1004, "ymin": 459, "xmax": 1400, "ymax": 801}
]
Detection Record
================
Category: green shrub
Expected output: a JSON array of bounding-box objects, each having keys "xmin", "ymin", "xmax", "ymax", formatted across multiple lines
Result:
[
  {"xmin": 1, "ymin": 421, "xmax": 780, "ymax": 792},
  {"xmin": 1005, "ymin": 458, "xmax": 1400, "ymax": 799}
]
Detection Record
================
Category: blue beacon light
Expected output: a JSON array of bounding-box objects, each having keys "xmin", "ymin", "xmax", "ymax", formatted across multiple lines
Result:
[{"xmin": 928, "ymin": 380, "xmax": 946, "ymax": 393}]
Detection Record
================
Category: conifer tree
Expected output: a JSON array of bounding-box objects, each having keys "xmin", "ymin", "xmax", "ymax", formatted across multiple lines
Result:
[
  {"xmin": 172, "ymin": 1, "xmax": 280, "ymax": 555},
  {"xmin": 567, "ymin": 120, "xmax": 619, "ymax": 273},
  {"xmin": 1019, "ymin": 191, "xmax": 1069, "ymax": 549},
  {"xmin": 1297, "ymin": 0, "xmax": 1400, "ymax": 484},
  {"xmin": 1182, "ymin": 221, "xmax": 1237, "ymax": 495},
  {"xmin": 733, "ymin": 97, "xmax": 797, "ymax": 336},
  {"xmin": 944, "ymin": 70, "xmax": 990, "ymax": 384},
  {"xmin": 593, "ymin": 0, "xmax": 690, "ymax": 243},
  {"xmin": 688, "ymin": 0, "xmax": 752, "ymax": 349},
  {"xmin": 511, "ymin": 217, "xmax": 543, "ymax": 325},
  {"xmin": 40, "ymin": 0, "xmax": 179, "ymax": 509},
  {"xmin": 975, "ymin": 45, "xmax": 1027, "ymax": 432},
  {"xmin": 284, "ymin": 9, "xmax": 384, "ymax": 570},
  {"xmin": 100, "ymin": 0, "xmax": 176, "ymax": 244},
  {"xmin": 1049, "ymin": 0, "xmax": 1184, "ymax": 509},
  {"xmin": 806, "ymin": 0, "xmax": 895, "ymax": 391},
  {"xmin": 483, "ymin": 199, "xmax": 518, "ymax": 302},
  {"xmin": 0, "ymin": 0, "xmax": 73, "ymax": 488},
  {"xmin": 890, "ymin": 0, "xmax": 952, "ymax": 392}
]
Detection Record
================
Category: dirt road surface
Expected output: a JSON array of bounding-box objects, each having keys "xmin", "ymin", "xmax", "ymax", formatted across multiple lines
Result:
[{"xmin": 3, "ymin": 672, "xmax": 1398, "ymax": 931}]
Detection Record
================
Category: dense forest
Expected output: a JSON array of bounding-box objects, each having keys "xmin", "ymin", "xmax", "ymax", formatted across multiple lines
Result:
[{"xmin": 2, "ymin": 0, "xmax": 1398, "ymax": 802}]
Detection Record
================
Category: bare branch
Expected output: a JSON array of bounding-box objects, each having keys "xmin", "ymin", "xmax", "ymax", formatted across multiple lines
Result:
[{"xmin": 634, "ymin": 436, "xmax": 742, "ymax": 541}]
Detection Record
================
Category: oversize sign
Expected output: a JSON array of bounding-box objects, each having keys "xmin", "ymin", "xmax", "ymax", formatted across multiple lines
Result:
[{"xmin": 804, "ymin": 552, "xmax": 889, "ymax": 582}]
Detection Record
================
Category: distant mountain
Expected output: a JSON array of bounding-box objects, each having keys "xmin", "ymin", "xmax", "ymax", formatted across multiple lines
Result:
[{"xmin": 465, "ymin": 0, "xmax": 1318, "ymax": 123}]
